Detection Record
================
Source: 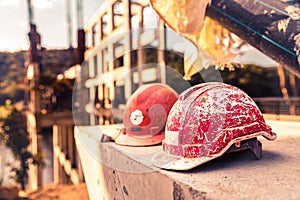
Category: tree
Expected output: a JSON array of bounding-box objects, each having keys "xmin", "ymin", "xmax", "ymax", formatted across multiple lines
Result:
[
  {"xmin": 277, "ymin": 64, "xmax": 298, "ymax": 115},
  {"xmin": 0, "ymin": 103, "xmax": 43, "ymax": 190}
]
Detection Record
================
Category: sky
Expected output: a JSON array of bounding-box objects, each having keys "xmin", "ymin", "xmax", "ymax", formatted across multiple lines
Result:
[
  {"xmin": 0, "ymin": 0, "xmax": 104, "ymax": 52},
  {"xmin": 0, "ymin": 0, "xmax": 278, "ymax": 67}
]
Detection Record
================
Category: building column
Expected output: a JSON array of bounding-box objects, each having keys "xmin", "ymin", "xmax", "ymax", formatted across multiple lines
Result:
[{"xmin": 53, "ymin": 125, "xmax": 68, "ymax": 184}]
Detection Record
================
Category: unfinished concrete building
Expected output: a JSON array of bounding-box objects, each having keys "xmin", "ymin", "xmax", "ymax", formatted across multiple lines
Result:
[
  {"xmin": 73, "ymin": 0, "xmax": 187, "ymax": 126},
  {"xmin": 25, "ymin": 1, "xmax": 83, "ymax": 190}
]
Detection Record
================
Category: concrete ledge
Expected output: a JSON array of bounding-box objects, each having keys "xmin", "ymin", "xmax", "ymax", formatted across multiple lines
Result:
[
  {"xmin": 263, "ymin": 114, "xmax": 300, "ymax": 122},
  {"xmin": 75, "ymin": 120, "xmax": 300, "ymax": 200}
]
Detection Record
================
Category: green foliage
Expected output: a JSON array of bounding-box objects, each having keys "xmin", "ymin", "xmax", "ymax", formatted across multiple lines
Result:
[
  {"xmin": 40, "ymin": 49, "xmax": 76, "ymax": 77},
  {"xmin": 220, "ymin": 65, "xmax": 282, "ymax": 97},
  {"xmin": 0, "ymin": 49, "xmax": 76, "ymax": 105},
  {"xmin": 0, "ymin": 104, "xmax": 43, "ymax": 190},
  {"xmin": 0, "ymin": 51, "xmax": 26, "ymax": 104},
  {"xmin": 165, "ymin": 50, "xmax": 184, "ymax": 75},
  {"xmin": 188, "ymin": 64, "xmax": 300, "ymax": 97}
]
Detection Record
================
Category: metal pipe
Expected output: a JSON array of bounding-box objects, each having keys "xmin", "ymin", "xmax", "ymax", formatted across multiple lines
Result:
[
  {"xmin": 206, "ymin": 0, "xmax": 300, "ymax": 77},
  {"xmin": 27, "ymin": 0, "xmax": 35, "ymax": 26},
  {"xmin": 77, "ymin": 0, "xmax": 84, "ymax": 29},
  {"xmin": 66, "ymin": 0, "xmax": 73, "ymax": 48}
]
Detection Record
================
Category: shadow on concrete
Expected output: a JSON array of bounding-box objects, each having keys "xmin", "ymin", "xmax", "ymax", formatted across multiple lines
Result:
[{"xmin": 188, "ymin": 149, "xmax": 287, "ymax": 173}]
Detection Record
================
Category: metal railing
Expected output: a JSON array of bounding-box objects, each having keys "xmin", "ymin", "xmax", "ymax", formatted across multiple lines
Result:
[{"xmin": 253, "ymin": 97, "xmax": 300, "ymax": 115}]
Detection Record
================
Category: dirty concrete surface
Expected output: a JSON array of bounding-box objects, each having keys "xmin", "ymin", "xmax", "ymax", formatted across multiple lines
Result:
[
  {"xmin": 159, "ymin": 120, "xmax": 300, "ymax": 199},
  {"xmin": 76, "ymin": 120, "xmax": 300, "ymax": 200}
]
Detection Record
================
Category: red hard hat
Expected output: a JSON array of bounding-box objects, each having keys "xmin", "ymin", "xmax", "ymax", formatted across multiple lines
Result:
[
  {"xmin": 115, "ymin": 83, "xmax": 178, "ymax": 146},
  {"xmin": 152, "ymin": 82, "xmax": 277, "ymax": 170}
]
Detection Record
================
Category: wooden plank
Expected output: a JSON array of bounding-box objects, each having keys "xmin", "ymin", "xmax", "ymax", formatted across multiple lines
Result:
[{"xmin": 206, "ymin": 0, "xmax": 300, "ymax": 77}]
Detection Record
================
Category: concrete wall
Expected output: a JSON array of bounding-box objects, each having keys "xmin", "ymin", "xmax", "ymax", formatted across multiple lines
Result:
[{"xmin": 75, "ymin": 121, "xmax": 300, "ymax": 199}]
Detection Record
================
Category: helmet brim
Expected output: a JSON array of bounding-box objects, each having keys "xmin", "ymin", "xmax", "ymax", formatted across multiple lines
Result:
[
  {"xmin": 151, "ymin": 131, "xmax": 276, "ymax": 170},
  {"xmin": 115, "ymin": 132, "xmax": 165, "ymax": 147},
  {"xmin": 151, "ymin": 149, "xmax": 216, "ymax": 170}
]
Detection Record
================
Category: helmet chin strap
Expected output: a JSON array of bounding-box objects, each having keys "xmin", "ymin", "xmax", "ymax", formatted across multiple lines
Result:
[{"xmin": 226, "ymin": 137, "xmax": 263, "ymax": 160}]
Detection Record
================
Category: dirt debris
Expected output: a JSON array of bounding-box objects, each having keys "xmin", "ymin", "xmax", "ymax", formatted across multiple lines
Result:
[{"xmin": 26, "ymin": 183, "xmax": 89, "ymax": 200}]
